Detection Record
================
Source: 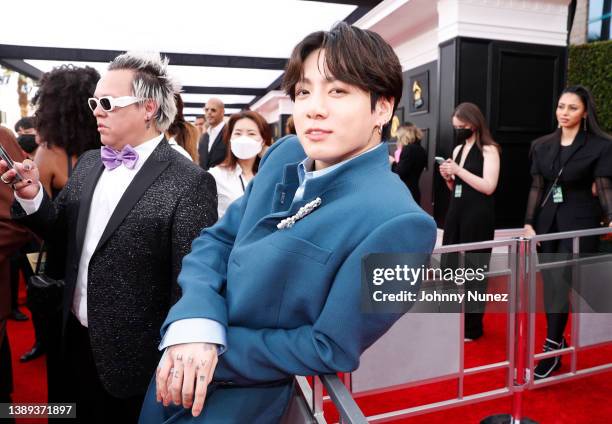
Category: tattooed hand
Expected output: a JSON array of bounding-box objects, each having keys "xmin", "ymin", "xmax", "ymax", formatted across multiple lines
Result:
[{"xmin": 156, "ymin": 343, "xmax": 218, "ymax": 417}]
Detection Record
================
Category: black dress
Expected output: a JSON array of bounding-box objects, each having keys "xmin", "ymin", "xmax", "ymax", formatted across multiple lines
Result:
[
  {"xmin": 442, "ymin": 143, "xmax": 495, "ymax": 340},
  {"xmin": 525, "ymin": 130, "xmax": 612, "ymax": 343},
  {"xmin": 393, "ymin": 142, "xmax": 427, "ymax": 203}
]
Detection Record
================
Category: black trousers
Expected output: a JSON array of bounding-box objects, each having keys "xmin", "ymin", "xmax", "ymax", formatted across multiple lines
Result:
[
  {"xmin": 0, "ymin": 329, "xmax": 13, "ymax": 398},
  {"xmin": 539, "ymin": 220, "xmax": 599, "ymax": 343},
  {"xmin": 61, "ymin": 314, "xmax": 144, "ymax": 424},
  {"xmin": 441, "ymin": 250, "xmax": 491, "ymax": 340}
]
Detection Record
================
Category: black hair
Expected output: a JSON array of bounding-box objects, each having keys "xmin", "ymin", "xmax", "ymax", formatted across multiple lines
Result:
[
  {"xmin": 559, "ymin": 85, "xmax": 611, "ymax": 140},
  {"xmin": 33, "ymin": 65, "xmax": 101, "ymax": 156},
  {"xmin": 283, "ymin": 22, "xmax": 403, "ymax": 139},
  {"xmin": 14, "ymin": 116, "xmax": 36, "ymax": 132}
]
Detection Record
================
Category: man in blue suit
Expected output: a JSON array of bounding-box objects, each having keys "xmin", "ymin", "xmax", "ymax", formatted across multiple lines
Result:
[{"xmin": 140, "ymin": 22, "xmax": 437, "ymax": 423}]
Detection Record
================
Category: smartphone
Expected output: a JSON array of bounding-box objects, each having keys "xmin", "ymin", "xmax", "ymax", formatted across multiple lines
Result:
[
  {"xmin": 434, "ymin": 156, "xmax": 446, "ymax": 165},
  {"xmin": 0, "ymin": 144, "xmax": 24, "ymax": 183}
]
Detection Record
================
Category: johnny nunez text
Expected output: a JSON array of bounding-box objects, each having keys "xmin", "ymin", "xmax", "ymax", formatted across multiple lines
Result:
[{"xmin": 372, "ymin": 290, "xmax": 509, "ymax": 303}]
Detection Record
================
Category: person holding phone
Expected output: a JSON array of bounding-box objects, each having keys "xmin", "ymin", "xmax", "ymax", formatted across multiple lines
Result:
[
  {"xmin": 439, "ymin": 102, "xmax": 500, "ymax": 341},
  {"xmin": 523, "ymin": 85, "xmax": 612, "ymax": 379},
  {"xmin": 0, "ymin": 127, "xmax": 32, "ymax": 422}
]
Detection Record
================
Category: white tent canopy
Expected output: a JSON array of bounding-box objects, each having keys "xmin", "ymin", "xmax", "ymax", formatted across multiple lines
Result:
[{"xmin": 1, "ymin": 0, "xmax": 381, "ymax": 120}]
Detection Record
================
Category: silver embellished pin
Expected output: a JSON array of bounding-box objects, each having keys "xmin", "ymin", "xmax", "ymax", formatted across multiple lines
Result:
[{"xmin": 277, "ymin": 197, "xmax": 322, "ymax": 230}]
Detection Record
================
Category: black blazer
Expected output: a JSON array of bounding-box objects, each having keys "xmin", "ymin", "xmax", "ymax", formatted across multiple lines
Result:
[
  {"xmin": 198, "ymin": 126, "xmax": 227, "ymax": 170},
  {"xmin": 530, "ymin": 131, "xmax": 612, "ymax": 235},
  {"xmin": 392, "ymin": 142, "xmax": 427, "ymax": 203},
  {"xmin": 12, "ymin": 139, "xmax": 217, "ymax": 398}
]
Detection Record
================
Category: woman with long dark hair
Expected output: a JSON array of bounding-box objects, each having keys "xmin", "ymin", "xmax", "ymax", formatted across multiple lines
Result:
[
  {"xmin": 439, "ymin": 102, "xmax": 501, "ymax": 341},
  {"xmin": 523, "ymin": 85, "xmax": 612, "ymax": 379}
]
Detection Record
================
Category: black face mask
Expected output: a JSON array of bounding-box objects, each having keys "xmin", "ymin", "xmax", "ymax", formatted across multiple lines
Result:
[
  {"xmin": 17, "ymin": 134, "xmax": 38, "ymax": 153},
  {"xmin": 454, "ymin": 128, "xmax": 474, "ymax": 143}
]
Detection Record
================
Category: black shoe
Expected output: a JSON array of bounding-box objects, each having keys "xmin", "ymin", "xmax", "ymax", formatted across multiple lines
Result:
[
  {"xmin": 534, "ymin": 338, "xmax": 565, "ymax": 380},
  {"xmin": 20, "ymin": 342, "xmax": 45, "ymax": 362},
  {"xmin": 10, "ymin": 309, "xmax": 28, "ymax": 321}
]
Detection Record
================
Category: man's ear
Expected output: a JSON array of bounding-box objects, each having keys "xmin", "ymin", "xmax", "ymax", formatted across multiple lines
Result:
[
  {"xmin": 376, "ymin": 97, "xmax": 394, "ymax": 124},
  {"xmin": 144, "ymin": 99, "xmax": 158, "ymax": 119}
]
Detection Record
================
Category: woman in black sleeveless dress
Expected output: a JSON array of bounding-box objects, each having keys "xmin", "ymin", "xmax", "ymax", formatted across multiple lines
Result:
[
  {"xmin": 523, "ymin": 86, "xmax": 612, "ymax": 379},
  {"xmin": 439, "ymin": 102, "xmax": 501, "ymax": 341}
]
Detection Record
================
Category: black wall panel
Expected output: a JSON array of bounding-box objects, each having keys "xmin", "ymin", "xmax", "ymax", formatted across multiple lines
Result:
[
  {"xmin": 434, "ymin": 40, "xmax": 458, "ymax": 225},
  {"xmin": 398, "ymin": 60, "xmax": 439, "ymax": 215}
]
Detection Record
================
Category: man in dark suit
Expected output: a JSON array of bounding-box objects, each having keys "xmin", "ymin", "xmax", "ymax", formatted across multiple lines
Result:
[
  {"xmin": 1, "ymin": 52, "xmax": 217, "ymax": 423},
  {"xmin": 197, "ymin": 98, "xmax": 227, "ymax": 170}
]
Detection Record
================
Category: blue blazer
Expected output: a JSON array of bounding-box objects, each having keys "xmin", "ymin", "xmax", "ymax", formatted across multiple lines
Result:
[{"xmin": 140, "ymin": 136, "xmax": 437, "ymax": 423}]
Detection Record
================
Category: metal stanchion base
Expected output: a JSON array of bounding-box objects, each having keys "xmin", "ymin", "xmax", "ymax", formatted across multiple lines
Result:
[{"xmin": 480, "ymin": 414, "xmax": 539, "ymax": 424}]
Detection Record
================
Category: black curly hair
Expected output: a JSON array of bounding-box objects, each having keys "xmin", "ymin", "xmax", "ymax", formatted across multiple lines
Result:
[{"xmin": 32, "ymin": 65, "xmax": 102, "ymax": 156}]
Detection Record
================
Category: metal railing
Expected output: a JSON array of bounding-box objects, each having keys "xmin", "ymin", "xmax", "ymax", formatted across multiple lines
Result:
[
  {"xmin": 360, "ymin": 238, "xmax": 519, "ymax": 422},
  {"xmin": 291, "ymin": 227, "xmax": 612, "ymax": 423},
  {"xmin": 528, "ymin": 227, "xmax": 612, "ymax": 390}
]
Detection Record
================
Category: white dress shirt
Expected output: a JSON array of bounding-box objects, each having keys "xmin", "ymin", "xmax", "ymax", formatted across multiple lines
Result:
[
  {"xmin": 207, "ymin": 121, "xmax": 225, "ymax": 152},
  {"xmin": 167, "ymin": 137, "xmax": 192, "ymax": 160},
  {"xmin": 208, "ymin": 164, "xmax": 251, "ymax": 219},
  {"xmin": 16, "ymin": 134, "xmax": 164, "ymax": 327}
]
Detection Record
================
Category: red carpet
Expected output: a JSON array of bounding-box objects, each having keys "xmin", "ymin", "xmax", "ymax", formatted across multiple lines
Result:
[
  {"xmin": 7, "ymin": 276, "xmax": 47, "ymax": 424},
  {"xmin": 322, "ymin": 312, "xmax": 612, "ymax": 423},
  {"xmin": 7, "ymin": 275, "xmax": 612, "ymax": 423}
]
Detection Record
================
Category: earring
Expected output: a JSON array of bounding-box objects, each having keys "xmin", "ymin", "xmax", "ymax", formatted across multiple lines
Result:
[
  {"xmin": 375, "ymin": 124, "xmax": 382, "ymax": 135},
  {"xmin": 145, "ymin": 116, "xmax": 151, "ymax": 130},
  {"xmin": 558, "ymin": 122, "xmax": 561, "ymax": 128},
  {"xmin": 583, "ymin": 117, "xmax": 587, "ymax": 131}
]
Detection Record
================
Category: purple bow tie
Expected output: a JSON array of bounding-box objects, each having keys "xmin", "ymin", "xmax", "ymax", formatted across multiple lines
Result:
[{"xmin": 101, "ymin": 145, "xmax": 139, "ymax": 170}]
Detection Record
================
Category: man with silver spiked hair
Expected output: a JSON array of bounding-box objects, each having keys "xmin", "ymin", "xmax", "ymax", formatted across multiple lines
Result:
[
  {"xmin": 107, "ymin": 51, "xmax": 178, "ymax": 133},
  {"xmin": 0, "ymin": 51, "xmax": 218, "ymax": 422}
]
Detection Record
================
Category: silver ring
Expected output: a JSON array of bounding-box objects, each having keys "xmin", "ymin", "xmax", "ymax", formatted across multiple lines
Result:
[{"xmin": 0, "ymin": 175, "xmax": 10, "ymax": 184}]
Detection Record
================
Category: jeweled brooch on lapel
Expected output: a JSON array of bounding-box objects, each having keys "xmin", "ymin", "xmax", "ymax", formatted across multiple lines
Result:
[{"xmin": 277, "ymin": 197, "xmax": 322, "ymax": 230}]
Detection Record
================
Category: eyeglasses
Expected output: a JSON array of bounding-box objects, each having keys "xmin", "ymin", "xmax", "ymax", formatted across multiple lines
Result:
[{"xmin": 87, "ymin": 96, "xmax": 143, "ymax": 112}]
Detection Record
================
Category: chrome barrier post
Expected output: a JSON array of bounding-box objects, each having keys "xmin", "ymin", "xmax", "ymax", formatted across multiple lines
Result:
[
  {"xmin": 530, "ymin": 227, "xmax": 612, "ymax": 388},
  {"xmin": 313, "ymin": 376, "xmax": 325, "ymax": 422},
  {"xmin": 510, "ymin": 237, "xmax": 537, "ymax": 424},
  {"xmin": 481, "ymin": 237, "xmax": 538, "ymax": 424},
  {"xmin": 570, "ymin": 236, "xmax": 580, "ymax": 374}
]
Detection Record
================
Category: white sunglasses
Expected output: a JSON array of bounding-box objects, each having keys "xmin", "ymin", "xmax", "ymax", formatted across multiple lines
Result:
[{"xmin": 88, "ymin": 96, "xmax": 143, "ymax": 112}]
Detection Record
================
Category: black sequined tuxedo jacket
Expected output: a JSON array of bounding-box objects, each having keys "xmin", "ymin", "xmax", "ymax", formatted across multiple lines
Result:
[{"xmin": 12, "ymin": 139, "xmax": 217, "ymax": 398}]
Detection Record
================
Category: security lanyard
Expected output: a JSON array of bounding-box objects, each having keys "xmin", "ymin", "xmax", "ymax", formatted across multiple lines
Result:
[{"xmin": 540, "ymin": 139, "xmax": 584, "ymax": 207}]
